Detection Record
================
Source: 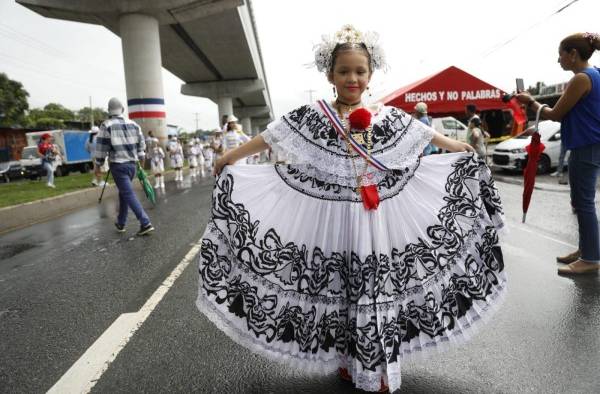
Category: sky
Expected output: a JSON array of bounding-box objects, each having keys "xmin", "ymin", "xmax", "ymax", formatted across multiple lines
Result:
[{"xmin": 0, "ymin": 0, "xmax": 599, "ymax": 132}]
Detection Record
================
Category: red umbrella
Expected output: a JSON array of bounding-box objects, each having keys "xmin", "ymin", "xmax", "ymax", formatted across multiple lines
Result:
[{"xmin": 522, "ymin": 104, "xmax": 548, "ymax": 223}]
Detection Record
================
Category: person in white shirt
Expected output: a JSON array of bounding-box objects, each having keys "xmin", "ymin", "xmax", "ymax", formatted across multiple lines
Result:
[
  {"xmin": 187, "ymin": 140, "xmax": 200, "ymax": 180},
  {"xmin": 223, "ymin": 115, "xmax": 243, "ymax": 154},
  {"xmin": 149, "ymin": 138, "xmax": 165, "ymax": 189},
  {"xmin": 203, "ymin": 144, "xmax": 214, "ymax": 173},
  {"xmin": 234, "ymin": 124, "xmax": 253, "ymax": 164},
  {"xmin": 167, "ymin": 135, "xmax": 185, "ymax": 182},
  {"xmin": 194, "ymin": 138, "xmax": 206, "ymax": 177},
  {"xmin": 85, "ymin": 126, "xmax": 108, "ymax": 186}
]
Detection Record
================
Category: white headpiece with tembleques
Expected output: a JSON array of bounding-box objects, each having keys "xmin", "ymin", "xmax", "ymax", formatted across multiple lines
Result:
[{"xmin": 313, "ymin": 25, "xmax": 387, "ymax": 73}]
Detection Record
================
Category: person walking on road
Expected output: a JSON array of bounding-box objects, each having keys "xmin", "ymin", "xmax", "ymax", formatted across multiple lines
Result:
[
  {"xmin": 197, "ymin": 25, "xmax": 505, "ymax": 393},
  {"xmin": 202, "ymin": 143, "xmax": 214, "ymax": 173},
  {"xmin": 149, "ymin": 138, "xmax": 165, "ymax": 189},
  {"xmin": 94, "ymin": 97, "xmax": 154, "ymax": 236},
  {"xmin": 167, "ymin": 135, "xmax": 185, "ymax": 182},
  {"xmin": 85, "ymin": 126, "xmax": 108, "ymax": 187},
  {"xmin": 187, "ymin": 140, "xmax": 200, "ymax": 180},
  {"xmin": 194, "ymin": 138, "xmax": 206, "ymax": 177},
  {"xmin": 517, "ymin": 32, "xmax": 600, "ymax": 275},
  {"xmin": 413, "ymin": 102, "xmax": 436, "ymax": 155},
  {"xmin": 551, "ymin": 140, "xmax": 569, "ymax": 185},
  {"xmin": 467, "ymin": 117, "xmax": 487, "ymax": 159},
  {"xmin": 37, "ymin": 133, "xmax": 60, "ymax": 188}
]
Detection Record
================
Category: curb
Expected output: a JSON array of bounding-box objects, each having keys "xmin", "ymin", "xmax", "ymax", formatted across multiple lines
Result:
[
  {"xmin": 0, "ymin": 171, "xmax": 176, "ymax": 235},
  {"xmin": 492, "ymin": 175, "xmax": 570, "ymax": 193}
]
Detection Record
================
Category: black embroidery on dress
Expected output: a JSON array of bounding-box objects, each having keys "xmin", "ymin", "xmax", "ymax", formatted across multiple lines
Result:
[
  {"xmin": 199, "ymin": 154, "xmax": 505, "ymax": 373},
  {"xmin": 370, "ymin": 108, "xmax": 415, "ymax": 153},
  {"xmin": 273, "ymin": 161, "xmax": 420, "ymax": 202},
  {"xmin": 285, "ymin": 105, "xmax": 344, "ymax": 151},
  {"xmin": 281, "ymin": 105, "xmax": 419, "ymax": 157}
]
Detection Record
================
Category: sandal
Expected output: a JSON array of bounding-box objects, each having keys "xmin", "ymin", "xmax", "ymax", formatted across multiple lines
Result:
[
  {"xmin": 338, "ymin": 368, "xmax": 352, "ymax": 382},
  {"xmin": 379, "ymin": 377, "xmax": 389, "ymax": 392},
  {"xmin": 338, "ymin": 368, "xmax": 389, "ymax": 392}
]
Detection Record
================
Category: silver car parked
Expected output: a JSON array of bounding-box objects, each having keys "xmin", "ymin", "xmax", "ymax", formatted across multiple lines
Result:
[{"xmin": 492, "ymin": 120, "xmax": 568, "ymax": 174}]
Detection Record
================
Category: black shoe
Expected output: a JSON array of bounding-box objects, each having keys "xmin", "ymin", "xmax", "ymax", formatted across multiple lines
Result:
[
  {"xmin": 137, "ymin": 223, "xmax": 155, "ymax": 236},
  {"xmin": 115, "ymin": 223, "xmax": 126, "ymax": 233}
]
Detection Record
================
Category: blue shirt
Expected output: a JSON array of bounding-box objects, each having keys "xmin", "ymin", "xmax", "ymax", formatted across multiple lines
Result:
[
  {"xmin": 418, "ymin": 115, "xmax": 436, "ymax": 155},
  {"xmin": 562, "ymin": 67, "xmax": 600, "ymax": 150}
]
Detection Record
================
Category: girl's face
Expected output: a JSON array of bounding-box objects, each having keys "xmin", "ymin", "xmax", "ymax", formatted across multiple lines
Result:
[{"xmin": 328, "ymin": 49, "xmax": 371, "ymax": 104}]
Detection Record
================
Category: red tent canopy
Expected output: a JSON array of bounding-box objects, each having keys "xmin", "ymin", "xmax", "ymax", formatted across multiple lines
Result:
[{"xmin": 380, "ymin": 66, "xmax": 510, "ymax": 116}]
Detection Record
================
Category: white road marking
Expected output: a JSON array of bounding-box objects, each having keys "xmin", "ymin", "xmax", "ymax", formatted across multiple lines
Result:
[
  {"xmin": 507, "ymin": 219, "xmax": 577, "ymax": 248},
  {"xmin": 47, "ymin": 241, "xmax": 202, "ymax": 394}
]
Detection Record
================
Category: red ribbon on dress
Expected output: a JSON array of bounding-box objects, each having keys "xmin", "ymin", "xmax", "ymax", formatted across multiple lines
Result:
[{"xmin": 360, "ymin": 184, "xmax": 380, "ymax": 210}]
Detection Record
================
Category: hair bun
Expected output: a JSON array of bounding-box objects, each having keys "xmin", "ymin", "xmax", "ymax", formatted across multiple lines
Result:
[{"xmin": 583, "ymin": 32, "xmax": 600, "ymax": 50}]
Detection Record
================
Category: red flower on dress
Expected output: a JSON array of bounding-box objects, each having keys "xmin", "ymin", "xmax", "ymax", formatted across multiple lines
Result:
[{"xmin": 348, "ymin": 108, "xmax": 371, "ymax": 130}]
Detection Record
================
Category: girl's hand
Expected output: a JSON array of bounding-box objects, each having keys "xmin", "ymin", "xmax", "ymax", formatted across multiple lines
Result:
[{"xmin": 213, "ymin": 154, "xmax": 235, "ymax": 176}]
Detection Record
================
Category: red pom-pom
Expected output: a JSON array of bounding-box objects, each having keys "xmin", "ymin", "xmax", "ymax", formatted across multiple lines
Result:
[{"xmin": 348, "ymin": 108, "xmax": 372, "ymax": 130}]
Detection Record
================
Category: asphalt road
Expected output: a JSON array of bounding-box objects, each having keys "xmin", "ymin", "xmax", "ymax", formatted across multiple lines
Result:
[{"xmin": 1, "ymin": 172, "xmax": 599, "ymax": 394}]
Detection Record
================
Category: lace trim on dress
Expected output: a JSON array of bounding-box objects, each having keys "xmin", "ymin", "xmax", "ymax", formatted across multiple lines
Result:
[{"xmin": 261, "ymin": 104, "xmax": 435, "ymax": 188}]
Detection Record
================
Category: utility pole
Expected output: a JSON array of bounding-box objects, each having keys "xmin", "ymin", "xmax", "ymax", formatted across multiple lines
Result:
[
  {"xmin": 305, "ymin": 89, "xmax": 316, "ymax": 103},
  {"xmin": 89, "ymin": 96, "xmax": 94, "ymax": 128},
  {"xmin": 194, "ymin": 112, "xmax": 200, "ymax": 132}
]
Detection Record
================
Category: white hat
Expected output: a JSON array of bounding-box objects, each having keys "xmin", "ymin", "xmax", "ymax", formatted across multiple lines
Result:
[
  {"xmin": 89, "ymin": 126, "xmax": 100, "ymax": 134},
  {"xmin": 108, "ymin": 97, "xmax": 124, "ymax": 116},
  {"xmin": 226, "ymin": 114, "xmax": 238, "ymax": 123},
  {"xmin": 414, "ymin": 102, "xmax": 428, "ymax": 114}
]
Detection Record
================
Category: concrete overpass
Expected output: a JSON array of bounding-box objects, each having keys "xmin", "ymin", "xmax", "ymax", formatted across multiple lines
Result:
[{"xmin": 16, "ymin": 0, "xmax": 274, "ymax": 142}]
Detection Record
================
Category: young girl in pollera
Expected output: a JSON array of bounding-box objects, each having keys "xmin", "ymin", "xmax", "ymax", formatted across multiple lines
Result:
[
  {"xmin": 196, "ymin": 25, "xmax": 506, "ymax": 392},
  {"xmin": 150, "ymin": 138, "xmax": 165, "ymax": 189},
  {"xmin": 167, "ymin": 135, "xmax": 185, "ymax": 182}
]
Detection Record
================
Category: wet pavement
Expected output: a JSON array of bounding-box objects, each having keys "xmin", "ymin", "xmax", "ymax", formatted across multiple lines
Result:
[{"xmin": 1, "ymin": 173, "xmax": 599, "ymax": 393}]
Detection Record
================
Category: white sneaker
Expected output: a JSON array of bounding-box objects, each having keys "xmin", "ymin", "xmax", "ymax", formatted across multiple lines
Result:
[
  {"xmin": 550, "ymin": 171, "xmax": 560, "ymax": 177},
  {"xmin": 98, "ymin": 181, "xmax": 107, "ymax": 187},
  {"xmin": 91, "ymin": 179, "xmax": 99, "ymax": 186},
  {"xmin": 47, "ymin": 183, "xmax": 56, "ymax": 188}
]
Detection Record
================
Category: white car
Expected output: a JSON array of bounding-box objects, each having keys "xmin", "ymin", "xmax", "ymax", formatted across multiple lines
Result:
[
  {"xmin": 492, "ymin": 120, "xmax": 567, "ymax": 174},
  {"xmin": 431, "ymin": 117, "xmax": 468, "ymax": 143}
]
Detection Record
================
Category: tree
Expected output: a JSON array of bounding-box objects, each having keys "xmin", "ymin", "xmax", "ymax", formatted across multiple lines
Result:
[
  {"xmin": 25, "ymin": 103, "xmax": 75, "ymax": 129},
  {"xmin": 76, "ymin": 107, "xmax": 108, "ymax": 126},
  {"xmin": 0, "ymin": 73, "xmax": 30, "ymax": 127}
]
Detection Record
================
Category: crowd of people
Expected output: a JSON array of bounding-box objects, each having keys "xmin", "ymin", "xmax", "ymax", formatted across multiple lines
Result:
[{"xmin": 412, "ymin": 101, "xmax": 490, "ymax": 159}]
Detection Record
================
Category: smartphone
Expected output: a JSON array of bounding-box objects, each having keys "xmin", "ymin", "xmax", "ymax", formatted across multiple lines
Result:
[{"xmin": 516, "ymin": 78, "xmax": 525, "ymax": 93}]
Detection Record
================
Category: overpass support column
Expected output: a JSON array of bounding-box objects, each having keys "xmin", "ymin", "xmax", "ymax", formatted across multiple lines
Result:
[
  {"xmin": 217, "ymin": 97, "xmax": 233, "ymax": 122},
  {"xmin": 241, "ymin": 117, "xmax": 252, "ymax": 135},
  {"xmin": 119, "ymin": 13, "xmax": 167, "ymax": 145}
]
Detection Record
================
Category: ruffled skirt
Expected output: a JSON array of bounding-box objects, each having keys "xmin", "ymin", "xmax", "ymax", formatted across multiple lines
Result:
[
  {"xmin": 196, "ymin": 152, "xmax": 506, "ymax": 392},
  {"xmin": 170, "ymin": 155, "xmax": 184, "ymax": 168}
]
